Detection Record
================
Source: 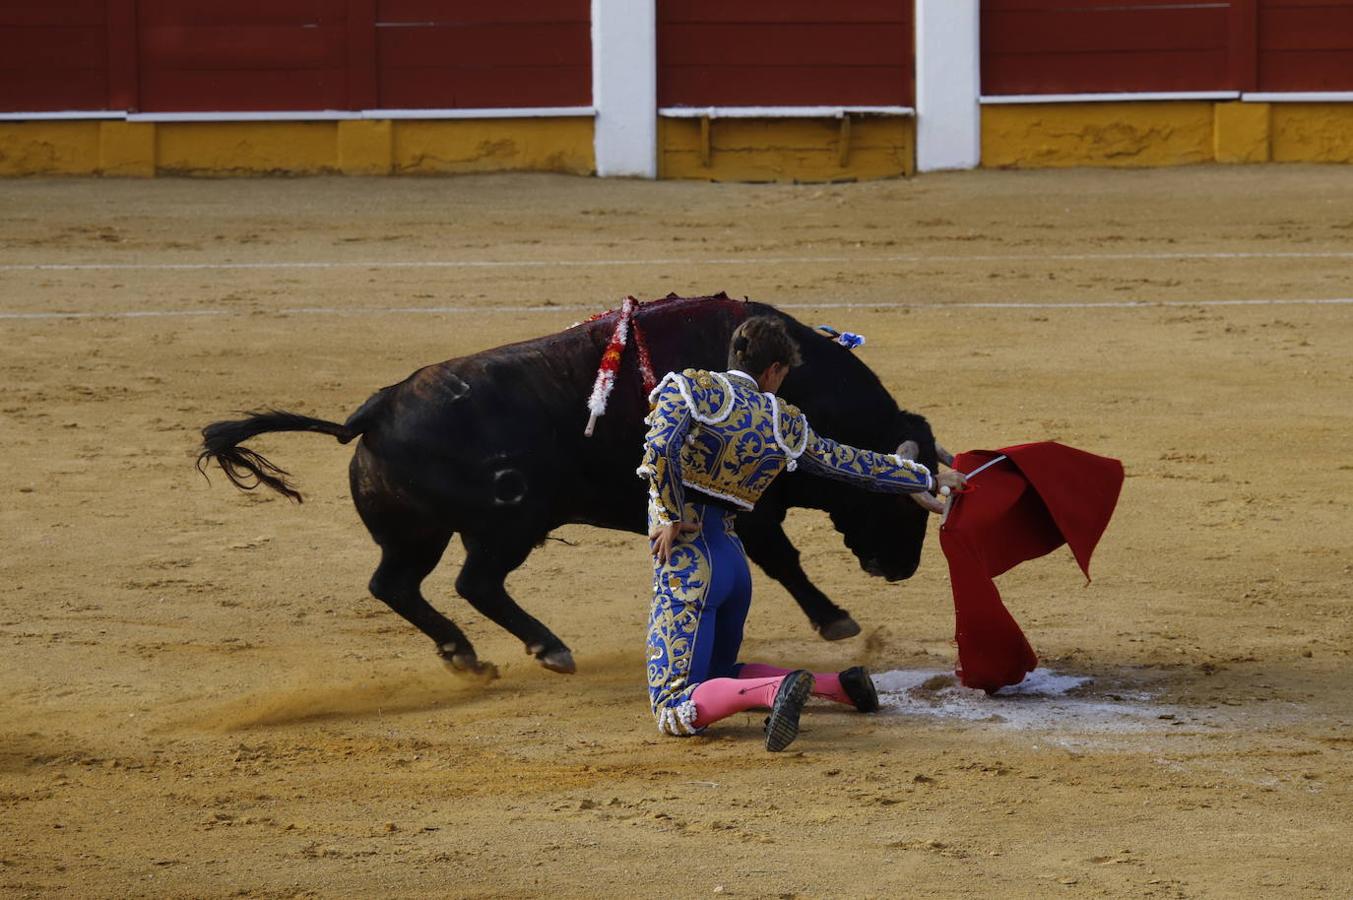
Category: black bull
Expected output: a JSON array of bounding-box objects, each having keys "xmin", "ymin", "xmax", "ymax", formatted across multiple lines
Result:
[{"xmin": 198, "ymin": 295, "xmax": 940, "ymax": 676}]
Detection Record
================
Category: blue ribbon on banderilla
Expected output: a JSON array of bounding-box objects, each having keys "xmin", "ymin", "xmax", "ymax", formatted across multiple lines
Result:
[{"xmin": 816, "ymin": 325, "xmax": 866, "ymax": 350}]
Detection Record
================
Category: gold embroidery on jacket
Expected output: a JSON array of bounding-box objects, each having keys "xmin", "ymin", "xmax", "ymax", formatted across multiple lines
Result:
[{"xmin": 638, "ymin": 369, "xmax": 931, "ymax": 528}]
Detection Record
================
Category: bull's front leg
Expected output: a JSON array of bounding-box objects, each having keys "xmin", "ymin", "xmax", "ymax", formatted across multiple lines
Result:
[
  {"xmin": 737, "ymin": 512, "xmax": 862, "ymax": 641},
  {"xmin": 456, "ymin": 533, "xmax": 576, "ymax": 673}
]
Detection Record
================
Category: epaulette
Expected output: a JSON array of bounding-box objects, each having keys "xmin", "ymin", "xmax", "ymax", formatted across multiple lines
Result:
[
  {"xmin": 685, "ymin": 369, "xmax": 735, "ymax": 424},
  {"xmin": 648, "ymin": 369, "xmax": 735, "ymax": 425},
  {"xmin": 681, "ymin": 367, "xmax": 712, "ymax": 386}
]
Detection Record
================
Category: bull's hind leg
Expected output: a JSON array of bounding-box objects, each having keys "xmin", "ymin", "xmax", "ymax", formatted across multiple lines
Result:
[
  {"xmin": 351, "ymin": 446, "xmax": 496, "ymax": 677},
  {"xmin": 368, "ymin": 540, "xmax": 497, "ymax": 679},
  {"xmin": 456, "ymin": 533, "xmax": 575, "ymax": 674}
]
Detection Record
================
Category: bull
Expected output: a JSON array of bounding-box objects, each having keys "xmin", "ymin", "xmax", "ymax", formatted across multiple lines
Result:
[{"xmin": 198, "ymin": 294, "xmax": 947, "ymax": 676}]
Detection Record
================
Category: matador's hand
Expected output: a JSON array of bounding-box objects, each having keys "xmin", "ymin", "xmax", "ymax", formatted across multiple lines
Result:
[
  {"xmin": 910, "ymin": 468, "xmax": 968, "ymax": 515},
  {"xmin": 936, "ymin": 470, "xmax": 967, "ymax": 494},
  {"xmin": 650, "ymin": 522, "xmax": 700, "ymax": 564}
]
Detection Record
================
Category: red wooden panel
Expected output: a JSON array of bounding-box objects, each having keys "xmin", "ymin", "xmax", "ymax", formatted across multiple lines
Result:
[
  {"xmin": 107, "ymin": 0, "xmax": 139, "ymax": 110},
  {"xmin": 1260, "ymin": 49, "xmax": 1353, "ymax": 89},
  {"xmin": 984, "ymin": 0, "xmax": 1230, "ymax": 8},
  {"xmin": 379, "ymin": 65, "xmax": 590, "ymax": 108},
  {"xmin": 981, "ymin": 2, "xmax": 1237, "ymax": 94},
  {"xmin": 1257, "ymin": 1, "xmax": 1353, "ymax": 89},
  {"xmin": 378, "ymin": 0, "xmax": 588, "ymax": 24},
  {"xmin": 136, "ymin": 0, "xmax": 344, "ymax": 27},
  {"xmin": 348, "ymin": 0, "xmax": 379, "ymax": 109},
  {"xmin": 378, "ymin": 23, "xmax": 589, "ymax": 67},
  {"xmin": 1229, "ymin": 0, "xmax": 1259, "ymax": 91},
  {"xmin": 140, "ymin": 25, "xmax": 346, "ymax": 69},
  {"xmin": 661, "ymin": 24, "xmax": 910, "ymax": 67},
  {"xmin": 140, "ymin": 68, "xmax": 348, "ymax": 111},
  {"xmin": 1262, "ymin": 0, "xmax": 1353, "ymax": 7},
  {"xmin": 137, "ymin": 0, "xmax": 351, "ymax": 112},
  {"xmin": 0, "ymin": 0, "xmax": 593, "ymax": 114},
  {"xmin": 983, "ymin": 50, "xmax": 1232, "ymax": 94},
  {"xmin": 982, "ymin": 9, "xmax": 1229, "ymax": 54},
  {"xmin": 660, "ymin": 66, "xmax": 911, "ymax": 107},
  {"xmin": 660, "ymin": 1, "xmax": 910, "ymax": 24},
  {"xmin": 0, "ymin": 68, "xmax": 107, "ymax": 110},
  {"xmin": 0, "ymin": 26, "xmax": 104, "ymax": 68},
  {"xmin": 447, "ymin": 66, "xmax": 590, "ymax": 108},
  {"xmin": 1260, "ymin": 4, "xmax": 1353, "ymax": 49},
  {"xmin": 657, "ymin": 3, "xmax": 913, "ymax": 107},
  {"xmin": 0, "ymin": 0, "xmax": 104, "ymax": 27},
  {"xmin": 0, "ymin": 5, "xmax": 108, "ymax": 112},
  {"xmin": 374, "ymin": 14, "xmax": 591, "ymax": 108}
]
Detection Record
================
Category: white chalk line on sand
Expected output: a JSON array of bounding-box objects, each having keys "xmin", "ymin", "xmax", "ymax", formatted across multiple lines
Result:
[
  {"xmin": 2, "ymin": 297, "xmax": 1351, "ymax": 321},
  {"xmin": 4, "ymin": 249, "xmax": 1353, "ymax": 272},
  {"xmin": 874, "ymin": 668, "xmax": 1170, "ymax": 732},
  {"xmin": 874, "ymin": 666, "xmax": 1304, "ymax": 736}
]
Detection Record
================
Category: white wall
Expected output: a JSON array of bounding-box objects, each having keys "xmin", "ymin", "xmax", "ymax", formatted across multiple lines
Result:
[
  {"xmin": 592, "ymin": 0, "xmax": 657, "ymax": 178},
  {"xmin": 915, "ymin": 0, "xmax": 981, "ymax": 171}
]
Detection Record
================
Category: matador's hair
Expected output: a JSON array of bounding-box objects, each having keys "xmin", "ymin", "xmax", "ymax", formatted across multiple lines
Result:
[{"xmin": 727, "ymin": 316, "xmax": 802, "ymax": 374}]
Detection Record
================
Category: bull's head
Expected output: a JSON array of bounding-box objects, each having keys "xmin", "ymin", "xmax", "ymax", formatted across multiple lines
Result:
[
  {"xmin": 768, "ymin": 310, "xmax": 954, "ymax": 584},
  {"xmin": 788, "ymin": 410, "xmax": 946, "ymax": 582}
]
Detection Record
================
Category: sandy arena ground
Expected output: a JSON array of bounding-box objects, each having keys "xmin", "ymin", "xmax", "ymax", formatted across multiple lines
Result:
[{"xmin": 2, "ymin": 167, "xmax": 1351, "ymax": 898}]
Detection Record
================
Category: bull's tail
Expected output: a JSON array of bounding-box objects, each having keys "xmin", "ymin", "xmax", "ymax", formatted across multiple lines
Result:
[{"xmin": 197, "ymin": 410, "xmax": 359, "ymax": 503}]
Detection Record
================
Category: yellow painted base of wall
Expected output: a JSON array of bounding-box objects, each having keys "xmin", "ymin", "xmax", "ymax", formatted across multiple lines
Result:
[
  {"xmin": 982, "ymin": 102, "xmax": 1214, "ymax": 168},
  {"xmin": 1214, "ymin": 102, "xmax": 1270, "ymax": 163},
  {"xmin": 0, "ymin": 121, "xmax": 103, "ymax": 175},
  {"xmin": 0, "ymin": 118, "xmax": 595, "ymax": 177},
  {"xmin": 4, "ymin": 105, "xmax": 1347, "ymax": 176},
  {"xmin": 659, "ymin": 116, "xmax": 914, "ymax": 182},
  {"xmin": 1271, "ymin": 104, "xmax": 1353, "ymax": 163},
  {"xmin": 982, "ymin": 102, "xmax": 1353, "ymax": 168}
]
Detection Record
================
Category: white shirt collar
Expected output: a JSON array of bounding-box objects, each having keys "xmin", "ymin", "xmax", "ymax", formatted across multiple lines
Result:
[{"xmin": 726, "ymin": 369, "xmax": 758, "ymax": 386}]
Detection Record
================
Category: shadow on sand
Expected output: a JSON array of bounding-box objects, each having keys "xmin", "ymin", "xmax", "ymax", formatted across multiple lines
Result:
[{"xmin": 172, "ymin": 667, "xmax": 503, "ymax": 732}]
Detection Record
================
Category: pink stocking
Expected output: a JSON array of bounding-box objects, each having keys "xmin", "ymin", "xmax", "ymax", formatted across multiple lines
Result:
[
  {"xmin": 690, "ymin": 677, "xmax": 784, "ymax": 728},
  {"xmin": 736, "ymin": 662, "xmax": 851, "ymax": 706}
]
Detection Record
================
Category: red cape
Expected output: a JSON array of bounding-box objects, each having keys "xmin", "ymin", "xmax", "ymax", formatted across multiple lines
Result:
[{"xmin": 939, "ymin": 442, "xmax": 1123, "ymax": 692}]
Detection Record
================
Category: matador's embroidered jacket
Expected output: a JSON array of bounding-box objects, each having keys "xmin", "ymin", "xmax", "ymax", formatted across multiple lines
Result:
[{"xmin": 637, "ymin": 368, "xmax": 933, "ymax": 528}]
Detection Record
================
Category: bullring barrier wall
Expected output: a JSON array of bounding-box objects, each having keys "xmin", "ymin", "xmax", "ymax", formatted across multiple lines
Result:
[
  {"xmin": 978, "ymin": 0, "xmax": 1353, "ymax": 167},
  {"xmin": 1, "ymin": 1, "xmax": 1351, "ymax": 179}
]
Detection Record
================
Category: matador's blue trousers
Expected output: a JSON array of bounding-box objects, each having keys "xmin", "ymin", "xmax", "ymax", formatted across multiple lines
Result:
[{"xmin": 646, "ymin": 500, "xmax": 753, "ymax": 736}]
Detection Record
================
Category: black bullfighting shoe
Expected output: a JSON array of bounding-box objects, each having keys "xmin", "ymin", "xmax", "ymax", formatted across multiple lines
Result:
[
  {"xmin": 840, "ymin": 666, "xmax": 880, "ymax": 713},
  {"xmin": 764, "ymin": 669, "xmax": 815, "ymax": 753}
]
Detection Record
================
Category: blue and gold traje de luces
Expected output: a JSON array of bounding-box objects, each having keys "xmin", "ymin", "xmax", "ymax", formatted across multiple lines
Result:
[
  {"xmin": 637, "ymin": 368, "xmax": 935, "ymax": 736},
  {"xmin": 645, "ymin": 499, "xmax": 749, "ymax": 736},
  {"xmin": 637, "ymin": 368, "xmax": 933, "ymax": 531}
]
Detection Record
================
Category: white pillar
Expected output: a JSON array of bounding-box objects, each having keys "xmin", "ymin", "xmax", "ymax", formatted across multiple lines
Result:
[
  {"xmin": 592, "ymin": 0, "xmax": 657, "ymax": 178},
  {"xmin": 915, "ymin": 0, "xmax": 981, "ymax": 172}
]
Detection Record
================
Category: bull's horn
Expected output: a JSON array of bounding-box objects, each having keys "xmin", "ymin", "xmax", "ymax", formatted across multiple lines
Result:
[
  {"xmin": 896, "ymin": 440, "xmax": 919, "ymax": 461},
  {"xmin": 935, "ymin": 442, "xmax": 955, "ymax": 467}
]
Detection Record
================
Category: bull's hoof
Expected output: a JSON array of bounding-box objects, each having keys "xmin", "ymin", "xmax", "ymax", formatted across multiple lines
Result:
[
  {"xmin": 537, "ymin": 648, "xmax": 577, "ymax": 674},
  {"xmin": 438, "ymin": 647, "xmax": 500, "ymax": 681},
  {"xmin": 818, "ymin": 617, "xmax": 862, "ymax": 641}
]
